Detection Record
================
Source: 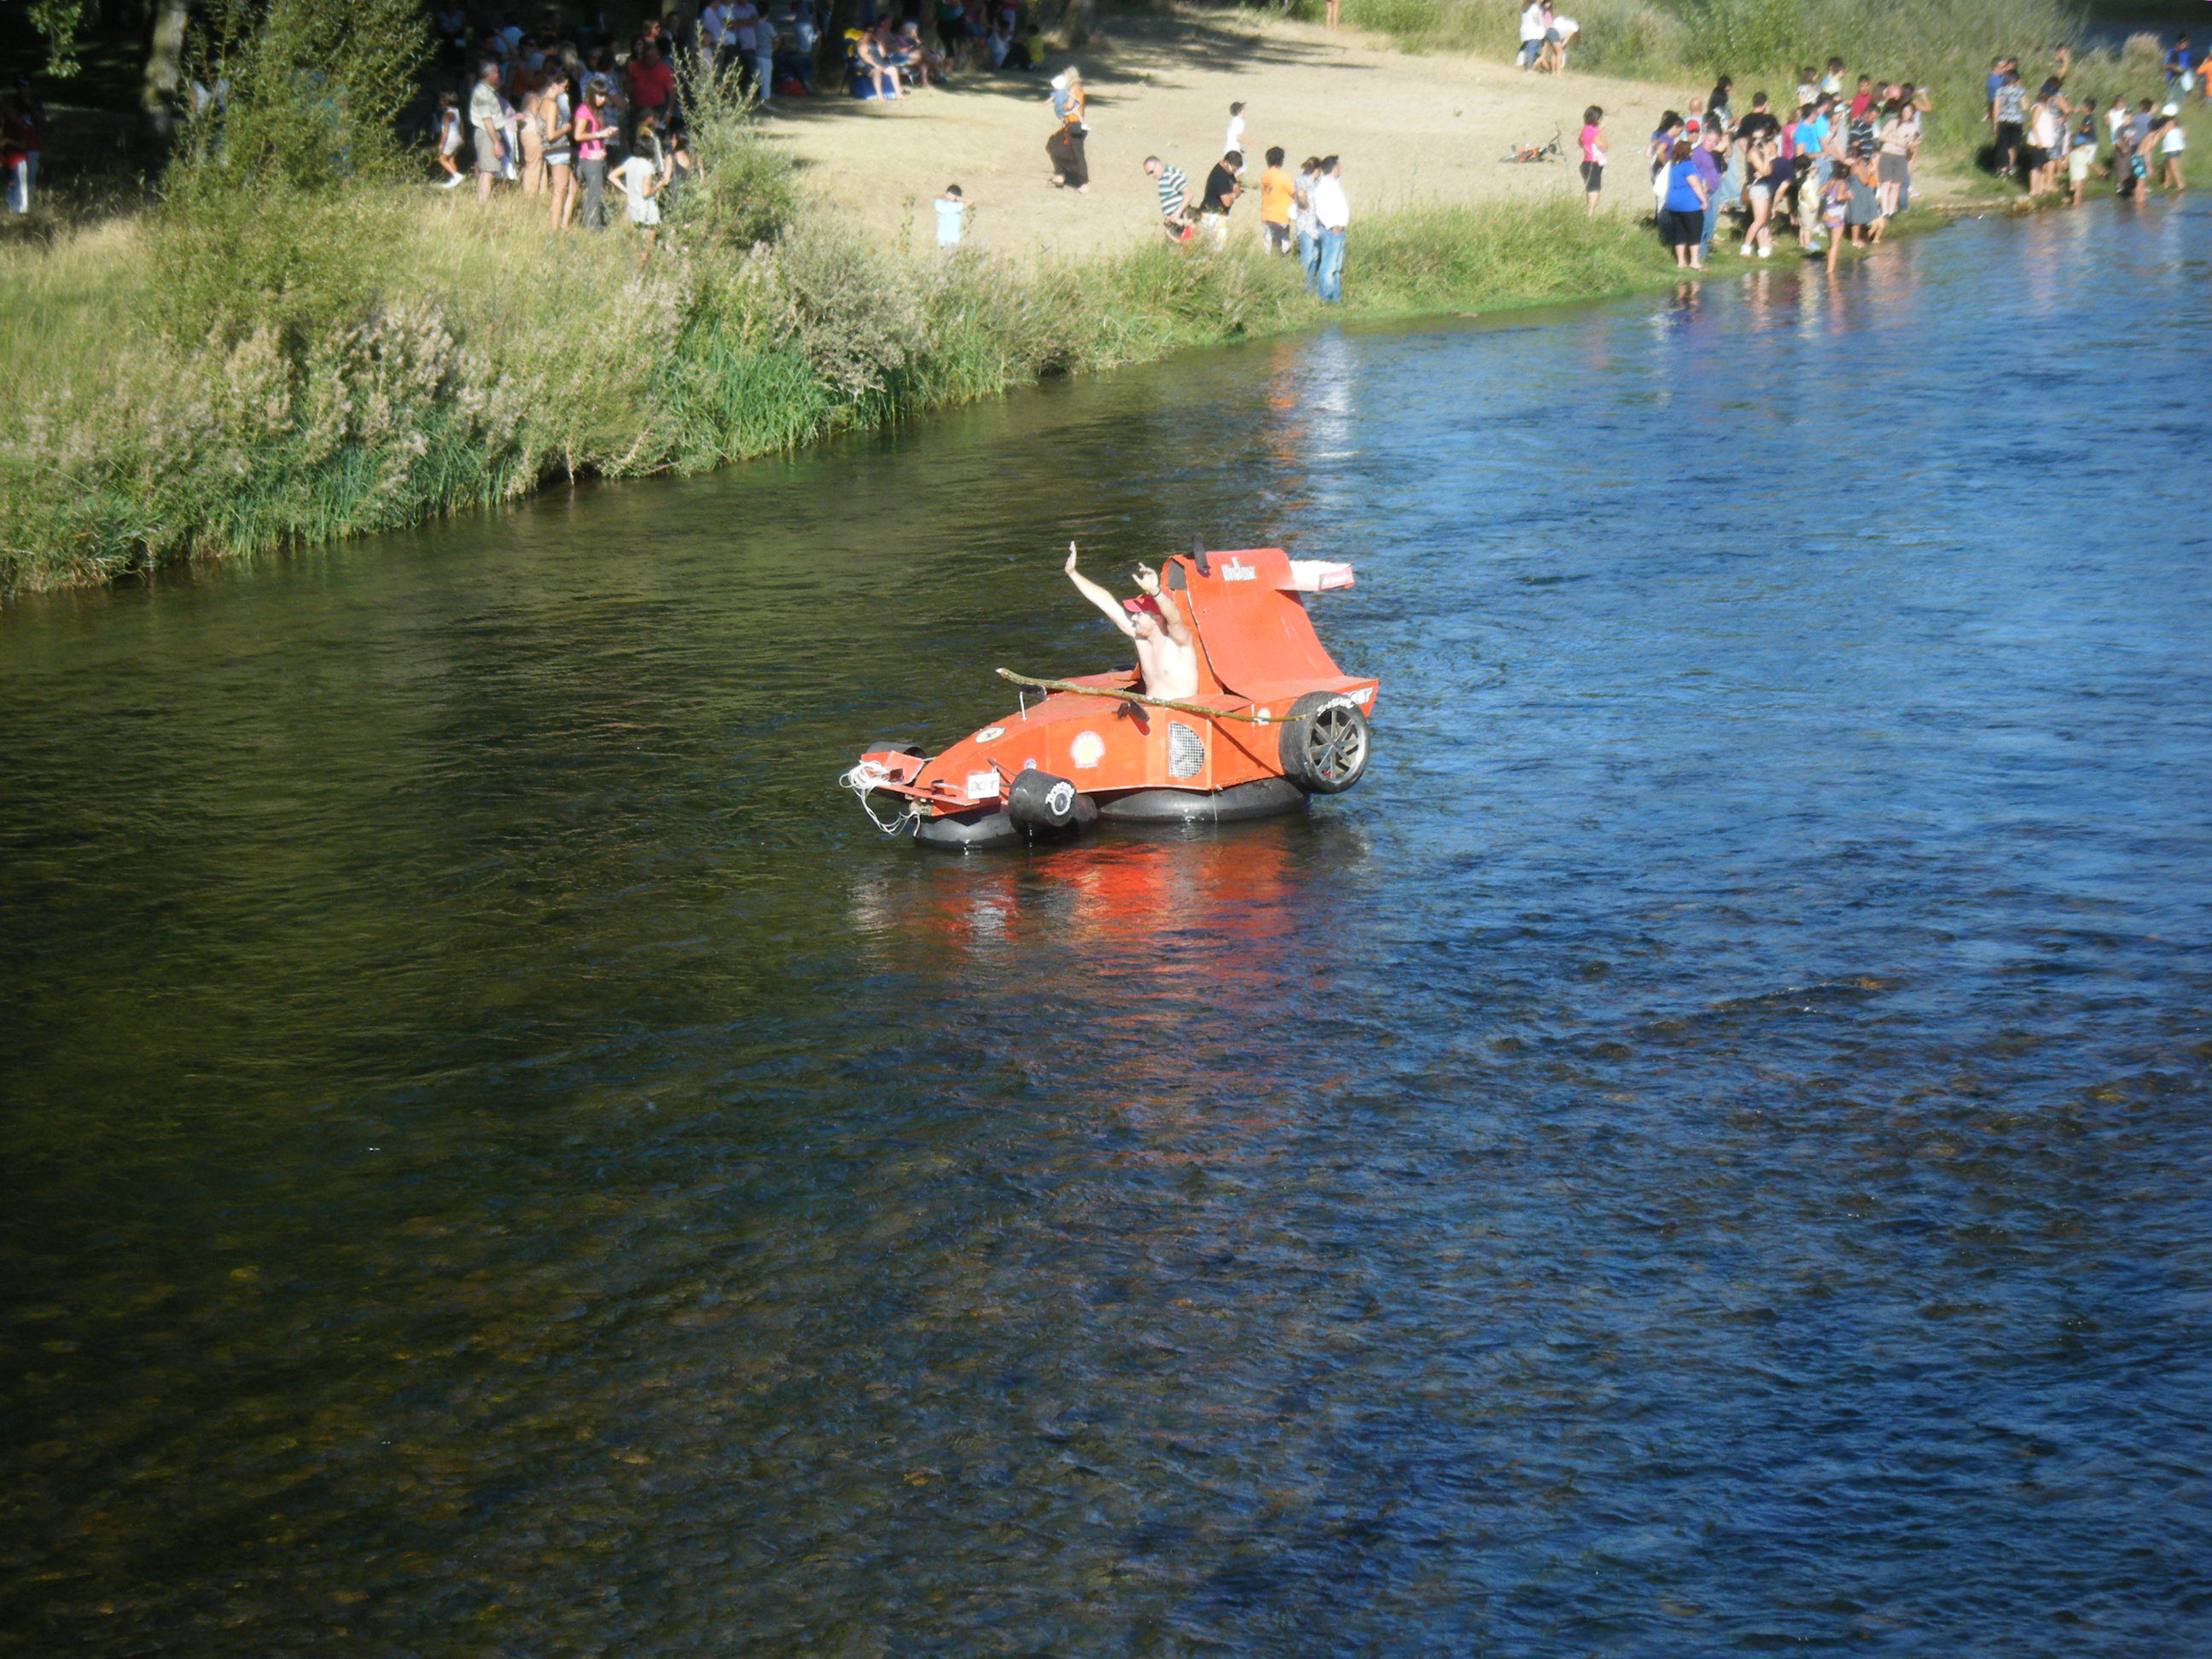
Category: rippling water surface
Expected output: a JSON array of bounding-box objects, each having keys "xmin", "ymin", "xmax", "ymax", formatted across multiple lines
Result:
[{"xmin": 5, "ymin": 205, "xmax": 2211, "ymax": 1656}]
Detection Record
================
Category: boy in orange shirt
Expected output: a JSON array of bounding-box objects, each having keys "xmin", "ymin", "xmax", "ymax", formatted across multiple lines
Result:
[{"xmin": 1258, "ymin": 145, "xmax": 1295, "ymax": 253}]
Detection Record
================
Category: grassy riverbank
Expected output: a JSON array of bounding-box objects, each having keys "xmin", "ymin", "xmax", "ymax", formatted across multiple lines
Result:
[{"xmin": 0, "ymin": 176, "xmax": 1693, "ymax": 596}]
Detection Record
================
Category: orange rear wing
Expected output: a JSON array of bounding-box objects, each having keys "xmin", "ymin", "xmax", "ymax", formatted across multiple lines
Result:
[{"xmin": 1165, "ymin": 548, "xmax": 1353, "ymax": 700}]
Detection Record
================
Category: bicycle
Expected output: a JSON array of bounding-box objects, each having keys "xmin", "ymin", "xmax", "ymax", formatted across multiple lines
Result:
[{"xmin": 1500, "ymin": 130, "xmax": 1563, "ymax": 164}]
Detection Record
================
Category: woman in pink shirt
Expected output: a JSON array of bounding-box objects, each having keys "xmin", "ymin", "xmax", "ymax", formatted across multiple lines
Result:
[
  {"xmin": 572, "ymin": 79, "xmax": 612, "ymax": 231},
  {"xmin": 1578, "ymin": 105, "xmax": 1607, "ymax": 214}
]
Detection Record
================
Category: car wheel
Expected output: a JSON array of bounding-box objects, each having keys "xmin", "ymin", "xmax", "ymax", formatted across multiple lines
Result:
[{"xmin": 1278, "ymin": 693, "xmax": 1370, "ymax": 795}]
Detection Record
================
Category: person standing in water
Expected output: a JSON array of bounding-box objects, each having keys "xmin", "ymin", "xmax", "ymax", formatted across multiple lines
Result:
[{"xmin": 1062, "ymin": 544, "xmax": 1199, "ymax": 701}]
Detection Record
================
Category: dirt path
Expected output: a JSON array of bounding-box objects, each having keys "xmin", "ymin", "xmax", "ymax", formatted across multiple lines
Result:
[{"xmin": 759, "ymin": 9, "xmax": 1703, "ymax": 260}]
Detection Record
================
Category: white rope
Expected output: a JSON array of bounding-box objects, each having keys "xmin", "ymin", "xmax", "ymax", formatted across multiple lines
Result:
[{"xmin": 841, "ymin": 760, "xmax": 924, "ymax": 837}]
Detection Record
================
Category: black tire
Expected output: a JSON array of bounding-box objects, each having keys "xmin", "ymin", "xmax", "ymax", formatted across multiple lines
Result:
[
  {"xmin": 1278, "ymin": 693, "xmax": 1371, "ymax": 795},
  {"xmin": 1006, "ymin": 768, "xmax": 1080, "ymax": 831}
]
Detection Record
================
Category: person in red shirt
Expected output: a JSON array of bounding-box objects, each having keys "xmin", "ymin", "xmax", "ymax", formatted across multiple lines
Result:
[
  {"xmin": 1848, "ymin": 75, "xmax": 1875, "ymax": 122},
  {"xmin": 626, "ymin": 41, "xmax": 674, "ymax": 119}
]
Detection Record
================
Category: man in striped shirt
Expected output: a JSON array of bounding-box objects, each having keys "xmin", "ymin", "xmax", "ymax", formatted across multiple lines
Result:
[{"xmin": 1143, "ymin": 155, "xmax": 1194, "ymax": 241}]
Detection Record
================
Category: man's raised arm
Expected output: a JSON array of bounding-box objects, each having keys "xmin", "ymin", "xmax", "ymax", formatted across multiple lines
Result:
[
  {"xmin": 1132, "ymin": 563, "xmax": 1192, "ymax": 645},
  {"xmin": 1064, "ymin": 543, "xmax": 1136, "ymax": 637}
]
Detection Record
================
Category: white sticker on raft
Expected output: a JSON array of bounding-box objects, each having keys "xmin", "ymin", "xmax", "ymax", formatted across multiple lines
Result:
[
  {"xmin": 966, "ymin": 771, "xmax": 1001, "ymax": 800},
  {"xmin": 1222, "ymin": 558, "xmax": 1256, "ymax": 582},
  {"xmin": 975, "ymin": 725, "xmax": 1005, "ymax": 742},
  {"xmin": 1070, "ymin": 731, "xmax": 1105, "ymax": 769}
]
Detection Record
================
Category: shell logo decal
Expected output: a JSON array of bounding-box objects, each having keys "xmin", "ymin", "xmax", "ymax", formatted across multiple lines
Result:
[{"xmin": 1069, "ymin": 731, "xmax": 1105, "ymax": 770}]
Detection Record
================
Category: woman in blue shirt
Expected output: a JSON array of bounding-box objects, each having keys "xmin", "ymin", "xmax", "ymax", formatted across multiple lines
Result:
[{"xmin": 1659, "ymin": 138, "xmax": 1708, "ymax": 268}]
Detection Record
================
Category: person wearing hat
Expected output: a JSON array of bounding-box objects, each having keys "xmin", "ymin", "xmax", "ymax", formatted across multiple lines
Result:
[
  {"xmin": 2155, "ymin": 102, "xmax": 2187, "ymax": 190},
  {"xmin": 1061, "ymin": 543, "xmax": 1197, "ymax": 701}
]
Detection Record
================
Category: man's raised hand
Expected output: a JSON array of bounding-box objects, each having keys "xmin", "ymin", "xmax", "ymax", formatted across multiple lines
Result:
[
  {"xmin": 1132, "ymin": 562, "xmax": 1160, "ymax": 595},
  {"xmin": 1064, "ymin": 541, "xmax": 1080, "ymax": 574}
]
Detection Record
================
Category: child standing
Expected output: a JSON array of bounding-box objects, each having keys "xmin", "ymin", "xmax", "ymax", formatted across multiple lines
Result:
[
  {"xmin": 2157, "ymin": 102, "xmax": 2187, "ymax": 190},
  {"xmin": 2066, "ymin": 115, "xmax": 2096, "ymax": 205},
  {"xmin": 614, "ymin": 114, "xmax": 664, "ymax": 261},
  {"xmin": 934, "ymin": 183, "xmax": 971, "ymax": 247},
  {"xmin": 1821, "ymin": 159, "xmax": 1851, "ymax": 270},
  {"xmin": 1225, "ymin": 101, "xmax": 1246, "ymax": 159},
  {"xmin": 1579, "ymin": 105, "xmax": 1607, "ymax": 213},
  {"xmin": 434, "ymin": 90, "xmax": 464, "ymax": 188}
]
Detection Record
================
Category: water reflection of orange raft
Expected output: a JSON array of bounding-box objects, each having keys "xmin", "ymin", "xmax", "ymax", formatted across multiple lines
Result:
[{"xmin": 843, "ymin": 547, "xmax": 1379, "ymax": 851}]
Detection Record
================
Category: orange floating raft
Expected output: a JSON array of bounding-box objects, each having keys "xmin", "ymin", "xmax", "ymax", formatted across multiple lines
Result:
[{"xmin": 842, "ymin": 546, "xmax": 1378, "ymax": 850}]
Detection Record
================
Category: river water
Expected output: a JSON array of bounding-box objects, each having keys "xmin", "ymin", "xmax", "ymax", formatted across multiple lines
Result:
[{"xmin": 5, "ymin": 204, "xmax": 2210, "ymax": 1656}]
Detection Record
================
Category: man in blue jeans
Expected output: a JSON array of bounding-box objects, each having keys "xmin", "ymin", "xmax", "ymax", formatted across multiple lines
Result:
[
  {"xmin": 1310, "ymin": 154, "xmax": 1348, "ymax": 302},
  {"xmin": 1693, "ymin": 122, "xmax": 1728, "ymax": 258}
]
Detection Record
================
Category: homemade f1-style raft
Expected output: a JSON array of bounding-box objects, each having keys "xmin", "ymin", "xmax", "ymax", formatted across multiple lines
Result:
[{"xmin": 841, "ymin": 545, "xmax": 1377, "ymax": 850}]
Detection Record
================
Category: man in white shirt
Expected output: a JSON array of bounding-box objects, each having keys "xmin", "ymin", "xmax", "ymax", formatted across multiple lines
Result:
[
  {"xmin": 730, "ymin": 0, "xmax": 762, "ymax": 90},
  {"xmin": 1518, "ymin": 0, "xmax": 1546, "ymax": 70},
  {"xmin": 1309, "ymin": 154, "xmax": 1349, "ymax": 302},
  {"xmin": 468, "ymin": 60, "xmax": 505, "ymax": 203},
  {"xmin": 701, "ymin": 0, "xmax": 732, "ymax": 61}
]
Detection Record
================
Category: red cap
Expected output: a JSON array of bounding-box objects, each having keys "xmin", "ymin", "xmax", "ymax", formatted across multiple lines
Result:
[{"xmin": 1122, "ymin": 594, "xmax": 1163, "ymax": 620}]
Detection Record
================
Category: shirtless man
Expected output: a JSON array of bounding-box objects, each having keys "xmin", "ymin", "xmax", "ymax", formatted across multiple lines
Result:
[{"xmin": 1062, "ymin": 542, "xmax": 1199, "ymax": 701}]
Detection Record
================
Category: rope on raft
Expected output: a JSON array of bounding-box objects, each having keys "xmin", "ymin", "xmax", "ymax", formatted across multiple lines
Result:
[{"xmin": 995, "ymin": 668, "xmax": 1270, "ymax": 725}]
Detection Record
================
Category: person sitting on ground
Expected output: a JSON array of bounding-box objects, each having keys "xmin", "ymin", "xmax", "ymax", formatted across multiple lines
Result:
[
  {"xmin": 1144, "ymin": 154, "xmax": 1195, "ymax": 241},
  {"xmin": 854, "ymin": 26, "xmax": 902, "ymax": 99},
  {"xmin": 1062, "ymin": 544, "xmax": 1199, "ymax": 702}
]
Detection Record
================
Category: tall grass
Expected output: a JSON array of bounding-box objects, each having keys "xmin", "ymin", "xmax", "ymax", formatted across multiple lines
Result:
[{"xmin": 0, "ymin": 174, "xmax": 1675, "ymax": 594}]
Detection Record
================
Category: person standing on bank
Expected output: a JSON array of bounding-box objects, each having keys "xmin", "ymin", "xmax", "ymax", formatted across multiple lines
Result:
[
  {"xmin": 1311, "ymin": 154, "xmax": 1349, "ymax": 300},
  {"xmin": 1579, "ymin": 105, "xmax": 1607, "ymax": 213},
  {"xmin": 1517, "ymin": 0, "xmax": 1546, "ymax": 70},
  {"xmin": 1659, "ymin": 138, "xmax": 1707, "ymax": 269},
  {"xmin": 1046, "ymin": 69, "xmax": 1088, "ymax": 192},
  {"xmin": 1200, "ymin": 148, "xmax": 1243, "ymax": 245},
  {"xmin": 573, "ymin": 77, "xmax": 613, "ymax": 230},
  {"xmin": 1259, "ymin": 146, "xmax": 1295, "ymax": 253},
  {"xmin": 1293, "ymin": 154, "xmax": 1323, "ymax": 280},
  {"xmin": 470, "ymin": 59, "xmax": 506, "ymax": 204}
]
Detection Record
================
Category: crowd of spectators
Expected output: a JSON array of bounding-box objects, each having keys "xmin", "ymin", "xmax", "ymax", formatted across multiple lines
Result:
[
  {"xmin": 1612, "ymin": 69, "xmax": 1936, "ymax": 271},
  {"xmin": 1144, "ymin": 108, "xmax": 1352, "ymax": 301},
  {"xmin": 1986, "ymin": 48, "xmax": 2195, "ymax": 205}
]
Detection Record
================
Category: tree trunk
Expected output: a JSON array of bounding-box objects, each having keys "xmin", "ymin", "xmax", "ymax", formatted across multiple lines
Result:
[{"xmin": 142, "ymin": 0, "xmax": 189, "ymax": 137}]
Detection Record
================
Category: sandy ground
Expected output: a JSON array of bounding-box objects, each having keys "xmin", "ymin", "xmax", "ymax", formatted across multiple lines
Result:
[{"xmin": 758, "ymin": 9, "xmax": 1706, "ymax": 261}]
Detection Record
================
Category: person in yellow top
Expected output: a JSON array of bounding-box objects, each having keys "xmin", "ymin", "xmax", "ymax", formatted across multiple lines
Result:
[{"xmin": 1258, "ymin": 145, "xmax": 1295, "ymax": 253}]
